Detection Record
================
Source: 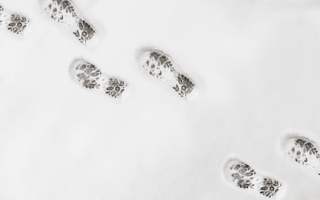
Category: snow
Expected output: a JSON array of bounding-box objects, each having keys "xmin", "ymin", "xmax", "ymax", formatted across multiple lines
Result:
[{"xmin": 0, "ymin": 0, "xmax": 320, "ymax": 199}]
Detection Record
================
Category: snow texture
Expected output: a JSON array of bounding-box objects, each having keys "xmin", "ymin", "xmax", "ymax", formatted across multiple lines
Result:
[{"xmin": 0, "ymin": 0, "xmax": 320, "ymax": 200}]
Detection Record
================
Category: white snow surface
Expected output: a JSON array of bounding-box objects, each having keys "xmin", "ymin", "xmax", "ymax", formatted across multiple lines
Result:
[{"xmin": 0, "ymin": 0, "xmax": 320, "ymax": 199}]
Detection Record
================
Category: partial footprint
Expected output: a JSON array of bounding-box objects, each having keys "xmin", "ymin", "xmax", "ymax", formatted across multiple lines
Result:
[
  {"xmin": 224, "ymin": 158, "xmax": 283, "ymax": 199},
  {"xmin": 136, "ymin": 47, "xmax": 199, "ymax": 100},
  {"xmin": 0, "ymin": 5, "xmax": 30, "ymax": 35},
  {"xmin": 40, "ymin": 0, "xmax": 98, "ymax": 46},
  {"xmin": 224, "ymin": 159, "xmax": 259, "ymax": 189},
  {"xmin": 281, "ymin": 134, "xmax": 320, "ymax": 174},
  {"xmin": 70, "ymin": 58, "xmax": 130, "ymax": 100},
  {"xmin": 256, "ymin": 177, "xmax": 282, "ymax": 199}
]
